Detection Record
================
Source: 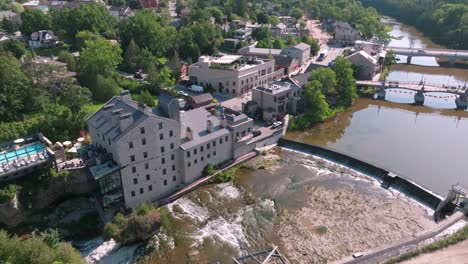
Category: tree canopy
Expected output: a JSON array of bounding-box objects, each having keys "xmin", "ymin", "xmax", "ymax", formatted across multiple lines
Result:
[{"xmin": 20, "ymin": 8, "xmax": 52, "ymax": 36}]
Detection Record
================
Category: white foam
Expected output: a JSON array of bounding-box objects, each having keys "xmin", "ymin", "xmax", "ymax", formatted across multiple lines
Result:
[
  {"xmin": 194, "ymin": 213, "xmax": 247, "ymax": 251},
  {"xmin": 217, "ymin": 182, "xmax": 241, "ymax": 199},
  {"xmin": 167, "ymin": 197, "xmax": 210, "ymax": 223},
  {"xmin": 85, "ymin": 239, "xmax": 119, "ymax": 264}
]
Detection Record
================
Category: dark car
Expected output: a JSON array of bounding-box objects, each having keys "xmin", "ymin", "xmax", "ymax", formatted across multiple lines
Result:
[{"xmin": 252, "ymin": 130, "xmax": 262, "ymax": 137}]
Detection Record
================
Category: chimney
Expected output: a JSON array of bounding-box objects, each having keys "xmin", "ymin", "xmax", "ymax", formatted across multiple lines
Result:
[
  {"xmin": 111, "ymin": 108, "xmax": 124, "ymax": 127},
  {"xmin": 220, "ymin": 115, "xmax": 227, "ymax": 128},
  {"xmin": 103, "ymin": 103, "xmax": 115, "ymax": 121},
  {"xmin": 186, "ymin": 127, "xmax": 193, "ymax": 141},
  {"xmin": 138, "ymin": 102, "xmax": 146, "ymax": 112},
  {"xmin": 119, "ymin": 113, "xmax": 133, "ymax": 132},
  {"xmin": 207, "ymin": 120, "xmax": 213, "ymax": 133},
  {"xmin": 120, "ymin": 90, "xmax": 131, "ymax": 101}
]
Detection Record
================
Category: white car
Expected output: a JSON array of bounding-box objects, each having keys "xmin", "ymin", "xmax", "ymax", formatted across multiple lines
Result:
[{"xmin": 271, "ymin": 121, "xmax": 283, "ymax": 129}]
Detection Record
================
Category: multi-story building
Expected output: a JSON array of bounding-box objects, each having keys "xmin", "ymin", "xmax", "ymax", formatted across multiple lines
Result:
[
  {"xmin": 334, "ymin": 22, "xmax": 360, "ymax": 45},
  {"xmin": 87, "ymin": 91, "xmax": 254, "ymax": 209},
  {"xmin": 252, "ymin": 80, "xmax": 303, "ymax": 121},
  {"xmin": 188, "ymin": 55, "xmax": 283, "ymax": 95},
  {"xmin": 281, "ymin": 43, "xmax": 311, "ymax": 66}
]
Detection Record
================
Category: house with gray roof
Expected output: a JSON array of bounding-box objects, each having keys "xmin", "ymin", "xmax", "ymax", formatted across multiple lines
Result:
[
  {"xmin": 281, "ymin": 42, "xmax": 311, "ymax": 66},
  {"xmin": 87, "ymin": 90, "xmax": 254, "ymax": 209}
]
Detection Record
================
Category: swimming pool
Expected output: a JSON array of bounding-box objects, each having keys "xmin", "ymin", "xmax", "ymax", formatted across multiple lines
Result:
[{"xmin": 0, "ymin": 143, "xmax": 45, "ymax": 164}]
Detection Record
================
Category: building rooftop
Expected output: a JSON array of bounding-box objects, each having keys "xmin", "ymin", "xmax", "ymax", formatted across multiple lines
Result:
[
  {"xmin": 346, "ymin": 50, "xmax": 378, "ymax": 64},
  {"xmin": 89, "ymin": 160, "xmax": 120, "ymax": 180},
  {"xmin": 255, "ymin": 80, "xmax": 298, "ymax": 95},
  {"xmin": 211, "ymin": 55, "xmax": 243, "ymax": 65},
  {"xmin": 179, "ymin": 107, "xmax": 231, "ymax": 149},
  {"xmin": 248, "ymin": 47, "xmax": 282, "ymax": 56},
  {"xmin": 190, "ymin": 93, "xmax": 214, "ymax": 105},
  {"xmin": 293, "ymin": 42, "xmax": 311, "ymax": 51}
]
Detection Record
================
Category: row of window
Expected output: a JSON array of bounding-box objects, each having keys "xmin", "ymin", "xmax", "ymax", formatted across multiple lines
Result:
[
  {"xmin": 128, "ymin": 131, "xmax": 174, "ymax": 149},
  {"xmin": 131, "ymin": 162, "xmax": 176, "ymax": 174},
  {"xmin": 139, "ymin": 123, "xmax": 164, "ymax": 135},
  {"xmin": 187, "ymin": 151, "xmax": 216, "ymax": 167},
  {"xmin": 129, "ymin": 148, "xmax": 175, "ymax": 164},
  {"xmin": 130, "ymin": 176, "xmax": 177, "ymax": 197},
  {"xmin": 186, "ymin": 136, "xmax": 229, "ymax": 158}
]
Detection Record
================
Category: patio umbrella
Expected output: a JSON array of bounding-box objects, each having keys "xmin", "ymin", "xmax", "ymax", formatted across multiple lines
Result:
[{"xmin": 63, "ymin": 141, "xmax": 72, "ymax": 147}]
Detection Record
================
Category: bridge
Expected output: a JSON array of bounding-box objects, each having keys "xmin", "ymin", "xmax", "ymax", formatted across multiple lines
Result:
[
  {"xmin": 386, "ymin": 46, "xmax": 468, "ymax": 64},
  {"xmin": 356, "ymin": 80, "xmax": 468, "ymax": 108}
]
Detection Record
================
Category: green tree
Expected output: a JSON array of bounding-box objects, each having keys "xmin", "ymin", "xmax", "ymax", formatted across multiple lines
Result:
[
  {"xmin": 20, "ymin": 8, "xmax": 51, "ymax": 36},
  {"xmin": 272, "ymin": 37, "xmax": 285, "ymax": 49},
  {"xmin": 59, "ymin": 84, "xmax": 92, "ymax": 114},
  {"xmin": 57, "ymin": 51, "xmax": 77, "ymax": 72},
  {"xmin": 50, "ymin": 3, "xmax": 117, "ymax": 47},
  {"xmin": 256, "ymin": 11, "xmax": 270, "ymax": 24},
  {"xmin": 269, "ymin": 15, "xmax": 280, "ymax": 26},
  {"xmin": 309, "ymin": 67, "xmax": 337, "ymax": 95},
  {"xmin": 233, "ymin": 0, "xmax": 247, "ymax": 17},
  {"xmin": 252, "ymin": 26, "xmax": 272, "ymax": 41},
  {"xmin": 91, "ymin": 75, "xmax": 121, "ymax": 102},
  {"xmin": 332, "ymin": 57, "xmax": 357, "ymax": 107},
  {"xmin": 2, "ymin": 17, "xmax": 17, "ymax": 34},
  {"xmin": 40, "ymin": 229, "xmax": 60, "ymax": 249},
  {"xmin": 290, "ymin": 7, "xmax": 304, "ymax": 20},
  {"xmin": 78, "ymin": 34, "xmax": 123, "ymax": 81},
  {"xmin": 303, "ymin": 80, "xmax": 330, "ymax": 123},
  {"xmin": 207, "ymin": 7, "xmax": 224, "ymax": 24},
  {"xmin": 0, "ymin": 56, "xmax": 32, "ymax": 122},
  {"xmin": 124, "ymin": 39, "xmax": 141, "ymax": 72},
  {"xmin": 2, "ymin": 39, "xmax": 25, "ymax": 59},
  {"xmin": 132, "ymin": 89, "xmax": 155, "ymax": 107}
]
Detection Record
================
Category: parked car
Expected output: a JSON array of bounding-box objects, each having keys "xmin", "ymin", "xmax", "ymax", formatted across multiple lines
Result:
[
  {"xmin": 252, "ymin": 130, "xmax": 261, "ymax": 137},
  {"xmin": 271, "ymin": 121, "xmax": 283, "ymax": 129},
  {"xmin": 188, "ymin": 85, "xmax": 204, "ymax": 93},
  {"xmin": 178, "ymin": 91, "xmax": 188, "ymax": 96},
  {"xmin": 352, "ymin": 252, "xmax": 364, "ymax": 259}
]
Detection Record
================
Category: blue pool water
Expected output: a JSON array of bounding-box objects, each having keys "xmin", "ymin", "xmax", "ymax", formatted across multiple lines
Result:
[{"xmin": 0, "ymin": 143, "xmax": 45, "ymax": 163}]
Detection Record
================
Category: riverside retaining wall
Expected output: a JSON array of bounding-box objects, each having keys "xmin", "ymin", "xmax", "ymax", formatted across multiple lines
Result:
[{"xmin": 278, "ymin": 138, "xmax": 443, "ymax": 209}]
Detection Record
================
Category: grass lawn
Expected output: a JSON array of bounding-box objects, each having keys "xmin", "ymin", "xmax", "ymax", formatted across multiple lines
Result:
[{"xmin": 85, "ymin": 102, "xmax": 105, "ymax": 116}]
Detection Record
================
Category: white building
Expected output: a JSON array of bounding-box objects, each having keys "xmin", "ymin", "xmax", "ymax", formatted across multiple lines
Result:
[
  {"xmin": 345, "ymin": 51, "xmax": 379, "ymax": 80},
  {"xmin": 87, "ymin": 91, "xmax": 255, "ymax": 209},
  {"xmin": 281, "ymin": 42, "xmax": 311, "ymax": 66},
  {"xmin": 188, "ymin": 55, "xmax": 283, "ymax": 95}
]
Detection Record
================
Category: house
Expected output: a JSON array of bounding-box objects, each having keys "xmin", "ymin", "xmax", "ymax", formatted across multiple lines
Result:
[
  {"xmin": 140, "ymin": 0, "xmax": 159, "ymax": 9},
  {"xmin": 0, "ymin": 11, "xmax": 21, "ymax": 25},
  {"xmin": 334, "ymin": 22, "xmax": 360, "ymax": 45},
  {"xmin": 274, "ymin": 56, "xmax": 299, "ymax": 75},
  {"xmin": 252, "ymin": 80, "xmax": 303, "ymax": 121},
  {"xmin": 86, "ymin": 90, "xmax": 254, "ymax": 209},
  {"xmin": 354, "ymin": 40, "xmax": 384, "ymax": 57},
  {"xmin": 270, "ymin": 23, "xmax": 287, "ymax": 36},
  {"xmin": 48, "ymin": 1, "xmax": 68, "ymax": 9},
  {"xmin": 188, "ymin": 55, "xmax": 283, "ymax": 95},
  {"xmin": 108, "ymin": 6, "xmax": 134, "ymax": 19},
  {"xmin": 233, "ymin": 27, "xmax": 252, "ymax": 41},
  {"xmin": 29, "ymin": 56, "xmax": 76, "ymax": 84},
  {"xmin": 278, "ymin": 16, "xmax": 297, "ymax": 28},
  {"xmin": 281, "ymin": 42, "xmax": 311, "ymax": 66},
  {"xmin": 237, "ymin": 43, "xmax": 300, "ymax": 74},
  {"xmin": 345, "ymin": 50, "xmax": 379, "ymax": 80},
  {"xmin": 237, "ymin": 44, "xmax": 282, "ymax": 57},
  {"xmin": 187, "ymin": 93, "xmax": 214, "ymax": 109},
  {"xmin": 22, "ymin": 0, "xmax": 40, "ymax": 9},
  {"xmin": 180, "ymin": 6, "xmax": 191, "ymax": 18},
  {"xmin": 28, "ymin": 30, "xmax": 59, "ymax": 48},
  {"xmin": 223, "ymin": 38, "xmax": 240, "ymax": 52}
]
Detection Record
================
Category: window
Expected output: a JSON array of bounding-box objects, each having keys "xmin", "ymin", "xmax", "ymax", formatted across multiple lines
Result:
[
  {"xmin": 201, "ymin": 146, "xmax": 204, "ymax": 152},
  {"xmin": 248, "ymin": 127, "xmax": 251, "ymax": 132},
  {"xmin": 132, "ymin": 166, "xmax": 136, "ymax": 173},
  {"xmin": 131, "ymin": 191, "xmax": 135, "ymax": 197},
  {"xmin": 160, "ymin": 134, "xmax": 163, "ymax": 140},
  {"xmin": 170, "ymin": 143, "xmax": 174, "ymax": 150},
  {"xmin": 140, "ymin": 127, "xmax": 145, "ymax": 134},
  {"xmin": 133, "ymin": 178, "xmax": 138, "ymax": 184},
  {"xmin": 220, "ymin": 138, "xmax": 223, "ymax": 144},
  {"xmin": 241, "ymin": 80, "xmax": 244, "ymax": 85},
  {"xmin": 108, "ymin": 139, "xmax": 111, "ymax": 145},
  {"xmin": 233, "ymin": 81, "xmax": 236, "ymax": 86},
  {"xmin": 194, "ymin": 159, "xmax": 197, "ymax": 164},
  {"xmin": 163, "ymin": 169, "xmax": 167, "ymax": 175},
  {"xmin": 145, "ymin": 163, "xmax": 149, "ymax": 170},
  {"xmin": 225, "ymin": 136, "xmax": 229, "ymax": 141},
  {"xmin": 142, "ymin": 138, "xmax": 146, "ymax": 145},
  {"xmin": 143, "ymin": 152, "xmax": 148, "ymax": 158},
  {"xmin": 207, "ymin": 153, "xmax": 210, "ymax": 158},
  {"xmin": 171, "ymin": 154, "xmax": 175, "ymax": 160},
  {"xmin": 213, "ymin": 141, "xmax": 216, "ymax": 147},
  {"xmin": 159, "ymin": 123, "xmax": 163, "ymax": 129},
  {"xmin": 194, "ymin": 149, "xmax": 197, "ymax": 155},
  {"xmin": 129, "ymin": 142, "xmax": 134, "ymax": 149},
  {"xmin": 148, "ymin": 185, "xmax": 152, "ymax": 191},
  {"xmin": 214, "ymin": 151, "xmax": 217, "ymax": 156},
  {"xmin": 170, "ymin": 130, "xmax": 173, "ymax": 137},
  {"xmin": 146, "ymin": 174, "xmax": 150, "ymax": 180},
  {"xmin": 161, "ymin": 146, "xmax": 165, "ymax": 153},
  {"xmin": 201, "ymin": 156, "xmax": 204, "ymax": 161},
  {"xmin": 140, "ymin": 188, "xmax": 144, "ymax": 194},
  {"xmin": 187, "ymin": 152, "xmax": 190, "ymax": 158},
  {"xmin": 173, "ymin": 175, "xmax": 176, "ymax": 182},
  {"xmin": 162, "ymin": 158, "xmax": 165, "ymax": 164},
  {"xmin": 207, "ymin": 143, "xmax": 210, "ymax": 149},
  {"xmin": 164, "ymin": 179, "xmax": 167, "ymax": 186},
  {"xmin": 130, "ymin": 155, "xmax": 135, "ymax": 162},
  {"xmin": 172, "ymin": 165, "xmax": 175, "ymax": 171},
  {"xmin": 188, "ymin": 162, "xmax": 191, "ymax": 167}
]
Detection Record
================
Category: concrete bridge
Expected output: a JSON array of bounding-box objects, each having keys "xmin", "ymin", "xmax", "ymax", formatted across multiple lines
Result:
[
  {"xmin": 356, "ymin": 80, "xmax": 468, "ymax": 109},
  {"xmin": 387, "ymin": 46, "xmax": 468, "ymax": 64}
]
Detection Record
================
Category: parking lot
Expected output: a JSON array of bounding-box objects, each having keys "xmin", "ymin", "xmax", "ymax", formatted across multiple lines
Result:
[{"xmin": 313, "ymin": 44, "xmax": 345, "ymax": 67}]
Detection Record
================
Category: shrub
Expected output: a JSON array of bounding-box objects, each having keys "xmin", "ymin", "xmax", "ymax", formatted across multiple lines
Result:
[
  {"xmin": 136, "ymin": 202, "xmax": 154, "ymax": 216},
  {"xmin": 208, "ymin": 167, "xmax": 238, "ymax": 184},
  {"xmin": 202, "ymin": 164, "xmax": 215, "ymax": 176},
  {"xmin": 0, "ymin": 184, "xmax": 19, "ymax": 204}
]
